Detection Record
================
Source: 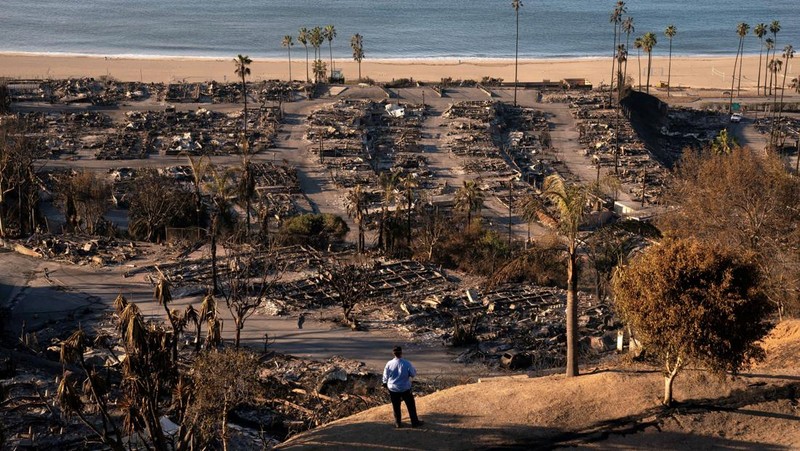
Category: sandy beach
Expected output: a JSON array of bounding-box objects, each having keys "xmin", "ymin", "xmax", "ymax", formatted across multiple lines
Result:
[{"xmin": 0, "ymin": 52, "xmax": 769, "ymax": 90}]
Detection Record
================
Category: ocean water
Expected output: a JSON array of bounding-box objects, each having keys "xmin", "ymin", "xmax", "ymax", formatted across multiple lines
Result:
[{"xmin": 1, "ymin": 0, "xmax": 798, "ymax": 59}]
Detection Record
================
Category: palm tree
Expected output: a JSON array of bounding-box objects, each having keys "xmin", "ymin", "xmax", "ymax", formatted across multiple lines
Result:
[
  {"xmin": 312, "ymin": 59, "xmax": 327, "ymax": 84},
  {"xmin": 282, "ymin": 35, "xmax": 294, "ymax": 81},
  {"xmin": 664, "ymin": 25, "xmax": 677, "ymax": 97},
  {"xmin": 608, "ymin": 1, "xmax": 627, "ymax": 103},
  {"xmin": 346, "ymin": 185, "xmax": 369, "ymax": 253},
  {"xmin": 377, "ymin": 172, "xmax": 399, "ymax": 251},
  {"xmin": 400, "ymin": 175, "xmax": 419, "ymax": 246},
  {"xmin": 311, "ymin": 26, "xmax": 323, "ymax": 60},
  {"xmin": 324, "ymin": 25, "xmax": 337, "ymax": 74},
  {"xmin": 233, "ymin": 54, "xmax": 252, "ymax": 155},
  {"xmin": 642, "ymin": 32, "xmax": 657, "ymax": 94},
  {"xmin": 540, "ymin": 175, "xmax": 588, "ymax": 377},
  {"xmin": 454, "ymin": 179, "xmax": 485, "ymax": 228},
  {"xmin": 765, "ymin": 38, "xmax": 776, "ymax": 95},
  {"xmin": 351, "ymin": 34, "xmax": 365, "ymax": 81},
  {"xmin": 754, "ymin": 23, "xmax": 767, "ymax": 95},
  {"xmin": 768, "ymin": 58, "xmax": 783, "ymax": 146},
  {"xmin": 512, "ymin": 0, "xmax": 523, "ymax": 106},
  {"xmin": 616, "ymin": 44, "xmax": 627, "ymax": 100},
  {"xmin": 519, "ymin": 193, "xmax": 541, "ymax": 245},
  {"xmin": 778, "ymin": 45, "xmax": 795, "ymax": 123},
  {"xmin": 729, "ymin": 23, "xmax": 748, "ymax": 112},
  {"xmin": 768, "ymin": 21, "xmax": 781, "ymax": 95},
  {"xmin": 622, "ymin": 17, "xmax": 635, "ymax": 89},
  {"xmin": 298, "ymin": 27, "xmax": 310, "ymax": 82},
  {"xmin": 737, "ymin": 23, "xmax": 750, "ymax": 95},
  {"xmin": 634, "ymin": 36, "xmax": 643, "ymax": 90}
]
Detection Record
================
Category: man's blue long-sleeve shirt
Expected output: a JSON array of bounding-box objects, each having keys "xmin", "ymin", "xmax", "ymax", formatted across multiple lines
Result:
[{"xmin": 383, "ymin": 357, "xmax": 416, "ymax": 392}]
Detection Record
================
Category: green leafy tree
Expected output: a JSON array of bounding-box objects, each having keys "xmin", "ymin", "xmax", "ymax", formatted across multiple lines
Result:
[
  {"xmin": 279, "ymin": 213, "xmax": 349, "ymax": 249},
  {"xmin": 660, "ymin": 147, "xmax": 800, "ymax": 318},
  {"xmin": 613, "ymin": 238, "xmax": 772, "ymax": 406}
]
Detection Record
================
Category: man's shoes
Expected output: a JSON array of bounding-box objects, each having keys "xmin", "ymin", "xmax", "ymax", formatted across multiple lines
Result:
[
  {"xmin": 411, "ymin": 421, "xmax": 425, "ymax": 428},
  {"xmin": 394, "ymin": 423, "xmax": 403, "ymax": 429}
]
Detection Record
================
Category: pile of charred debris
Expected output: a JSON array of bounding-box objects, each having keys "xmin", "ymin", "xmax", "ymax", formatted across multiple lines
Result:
[
  {"xmin": 305, "ymin": 99, "xmax": 427, "ymax": 189},
  {"xmin": 18, "ymin": 106, "xmax": 278, "ymax": 160},
  {"xmin": 2, "ymin": 233, "xmax": 138, "ymax": 266},
  {"xmin": 566, "ymin": 91, "xmax": 667, "ymax": 204},
  {"xmin": 755, "ymin": 115, "xmax": 800, "ymax": 150},
  {"xmin": 7, "ymin": 78, "xmax": 304, "ymax": 106},
  {"xmin": 0, "ymin": 329, "xmax": 440, "ymax": 449}
]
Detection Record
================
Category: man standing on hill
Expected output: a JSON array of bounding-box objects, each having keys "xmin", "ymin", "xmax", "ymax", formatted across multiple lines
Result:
[{"xmin": 382, "ymin": 346, "xmax": 424, "ymax": 428}]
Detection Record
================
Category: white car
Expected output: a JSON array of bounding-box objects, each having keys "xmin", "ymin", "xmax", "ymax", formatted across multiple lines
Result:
[{"xmin": 730, "ymin": 113, "xmax": 743, "ymax": 123}]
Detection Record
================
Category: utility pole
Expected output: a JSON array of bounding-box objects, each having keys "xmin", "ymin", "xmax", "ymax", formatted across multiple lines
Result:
[
  {"xmin": 641, "ymin": 168, "xmax": 647, "ymax": 207},
  {"xmin": 508, "ymin": 180, "xmax": 513, "ymax": 246}
]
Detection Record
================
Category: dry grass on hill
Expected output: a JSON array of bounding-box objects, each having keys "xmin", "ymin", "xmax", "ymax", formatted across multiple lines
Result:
[{"xmin": 278, "ymin": 321, "xmax": 800, "ymax": 450}]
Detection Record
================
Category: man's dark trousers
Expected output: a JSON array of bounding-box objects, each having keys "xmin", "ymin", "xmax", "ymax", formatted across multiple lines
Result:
[{"xmin": 389, "ymin": 389, "xmax": 419, "ymax": 425}]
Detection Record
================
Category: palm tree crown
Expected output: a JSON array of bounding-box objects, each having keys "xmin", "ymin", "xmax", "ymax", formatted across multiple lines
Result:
[
  {"xmin": 323, "ymin": 24, "xmax": 337, "ymax": 73},
  {"xmin": 298, "ymin": 27, "xmax": 310, "ymax": 82},
  {"xmin": 641, "ymin": 32, "xmax": 657, "ymax": 94},
  {"xmin": 664, "ymin": 25, "xmax": 677, "ymax": 97}
]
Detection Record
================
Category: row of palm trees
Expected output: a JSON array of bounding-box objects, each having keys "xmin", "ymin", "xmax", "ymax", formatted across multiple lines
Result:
[
  {"xmin": 608, "ymin": 2, "xmax": 673, "ymax": 98},
  {"xmin": 278, "ymin": 26, "xmax": 365, "ymax": 83}
]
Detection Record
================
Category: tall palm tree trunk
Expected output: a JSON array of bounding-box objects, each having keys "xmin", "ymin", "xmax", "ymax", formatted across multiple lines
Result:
[
  {"xmin": 288, "ymin": 46, "xmax": 292, "ymax": 81},
  {"xmin": 637, "ymin": 49, "xmax": 642, "ymax": 90},
  {"xmin": 610, "ymin": 23, "xmax": 618, "ymax": 104},
  {"xmin": 646, "ymin": 51, "xmax": 653, "ymax": 94},
  {"xmin": 779, "ymin": 58, "xmax": 791, "ymax": 123},
  {"xmin": 329, "ymin": 41, "xmax": 334, "ymax": 74},
  {"xmin": 514, "ymin": 7, "xmax": 520, "ymax": 106},
  {"xmin": 623, "ymin": 33, "xmax": 631, "ymax": 88},
  {"xmin": 305, "ymin": 45, "xmax": 310, "ymax": 82},
  {"xmin": 737, "ymin": 40, "xmax": 745, "ymax": 94},
  {"xmin": 566, "ymin": 248, "xmax": 579, "ymax": 377},
  {"xmin": 757, "ymin": 41, "xmax": 764, "ymax": 95},
  {"xmin": 667, "ymin": 39, "xmax": 673, "ymax": 96},
  {"xmin": 729, "ymin": 39, "xmax": 741, "ymax": 113}
]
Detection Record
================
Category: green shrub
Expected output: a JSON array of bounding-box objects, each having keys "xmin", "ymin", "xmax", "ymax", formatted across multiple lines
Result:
[{"xmin": 278, "ymin": 213, "xmax": 349, "ymax": 249}]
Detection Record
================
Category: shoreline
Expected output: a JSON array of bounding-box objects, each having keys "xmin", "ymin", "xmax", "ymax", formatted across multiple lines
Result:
[{"xmin": 0, "ymin": 52, "xmax": 765, "ymax": 90}]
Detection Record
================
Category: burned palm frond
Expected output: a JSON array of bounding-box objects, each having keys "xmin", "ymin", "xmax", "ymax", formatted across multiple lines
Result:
[
  {"xmin": 199, "ymin": 293, "xmax": 217, "ymax": 321},
  {"xmin": 155, "ymin": 276, "xmax": 173, "ymax": 308},
  {"xmin": 112, "ymin": 293, "xmax": 128, "ymax": 314},
  {"xmin": 206, "ymin": 318, "xmax": 223, "ymax": 347},
  {"xmin": 60, "ymin": 329, "xmax": 88, "ymax": 365},
  {"xmin": 82, "ymin": 369, "xmax": 108, "ymax": 403},
  {"xmin": 119, "ymin": 304, "xmax": 147, "ymax": 354},
  {"xmin": 57, "ymin": 373, "xmax": 84, "ymax": 415},
  {"xmin": 121, "ymin": 400, "xmax": 146, "ymax": 436},
  {"xmin": 184, "ymin": 305, "xmax": 199, "ymax": 327}
]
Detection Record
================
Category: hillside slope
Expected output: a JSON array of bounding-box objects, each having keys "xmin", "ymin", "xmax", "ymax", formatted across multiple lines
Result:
[{"xmin": 278, "ymin": 321, "xmax": 800, "ymax": 450}]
